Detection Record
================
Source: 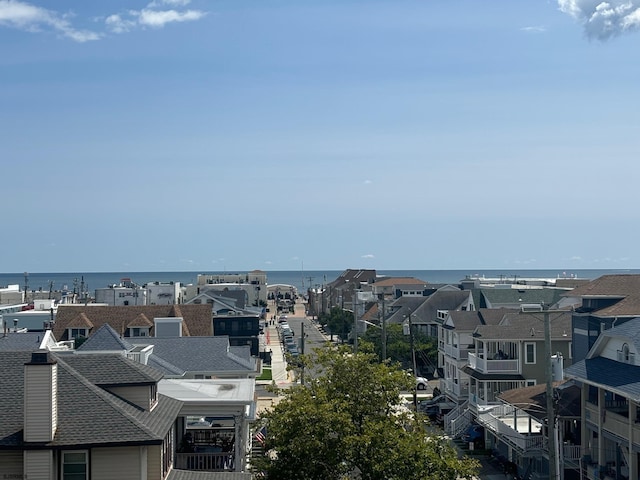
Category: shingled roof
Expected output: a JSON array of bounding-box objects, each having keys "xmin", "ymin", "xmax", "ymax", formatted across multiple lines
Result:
[
  {"xmin": 76, "ymin": 324, "xmax": 256, "ymax": 377},
  {"xmin": 0, "ymin": 351, "xmax": 182, "ymax": 448},
  {"xmin": 563, "ymin": 274, "xmax": 640, "ymax": 316},
  {"xmin": 472, "ymin": 311, "xmax": 572, "ymax": 341},
  {"xmin": 53, "ymin": 304, "xmax": 213, "ymax": 340}
]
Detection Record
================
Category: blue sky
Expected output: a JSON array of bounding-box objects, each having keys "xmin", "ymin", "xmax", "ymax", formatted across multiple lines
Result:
[{"xmin": 1, "ymin": 0, "xmax": 639, "ymax": 272}]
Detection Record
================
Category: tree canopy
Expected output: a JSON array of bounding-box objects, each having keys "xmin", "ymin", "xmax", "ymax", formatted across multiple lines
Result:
[
  {"xmin": 361, "ymin": 323, "xmax": 438, "ymax": 376},
  {"xmin": 319, "ymin": 306, "xmax": 354, "ymax": 342},
  {"xmin": 252, "ymin": 346, "xmax": 479, "ymax": 480}
]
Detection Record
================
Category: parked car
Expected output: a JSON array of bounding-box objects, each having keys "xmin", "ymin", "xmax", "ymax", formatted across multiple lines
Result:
[
  {"xmin": 461, "ymin": 424, "xmax": 485, "ymax": 448},
  {"xmin": 416, "ymin": 376, "xmax": 429, "ymax": 390}
]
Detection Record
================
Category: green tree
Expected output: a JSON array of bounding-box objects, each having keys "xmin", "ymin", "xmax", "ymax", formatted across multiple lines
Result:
[
  {"xmin": 361, "ymin": 323, "xmax": 438, "ymax": 376},
  {"xmin": 252, "ymin": 346, "xmax": 479, "ymax": 480},
  {"xmin": 318, "ymin": 306, "xmax": 354, "ymax": 342}
]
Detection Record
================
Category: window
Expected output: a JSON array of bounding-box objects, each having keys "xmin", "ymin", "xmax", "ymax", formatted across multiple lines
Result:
[
  {"xmin": 525, "ymin": 342, "xmax": 536, "ymax": 364},
  {"xmin": 618, "ymin": 343, "xmax": 634, "ymax": 364},
  {"xmin": 129, "ymin": 327, "xmax": 149, "ymax": 337},
  {"xmin": 62, "ymin": 451, "xmax": 88, "ymax": 480},
  {"xmin": 150, "ymin": 383, "xmax": 158, "ymax": 408},
  {"xmin": 69, "ymin": 328, "xmax": 87, "ymax": 339},
  {"xmin": 526, "ymin": 380, "xmax": 537, "ymax": 387}
]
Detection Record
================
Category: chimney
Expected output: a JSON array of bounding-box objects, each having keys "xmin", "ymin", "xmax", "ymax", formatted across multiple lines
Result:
[{"xmin": 24, "ymin": 350, "xmax": 58, "ymax": 442}]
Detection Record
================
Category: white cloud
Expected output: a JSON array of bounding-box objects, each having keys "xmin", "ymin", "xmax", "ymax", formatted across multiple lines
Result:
[
  {"xmin": 558, "ymin": 0, "xmax": 640, "ymax": 40},
  {"xmin": 363, "ymin": 179, "xmax": 372, "ymax": 184},
  {"xmin": 105, "ymin": 1, "xmax": 206, "ymax": 33},
  {"xmin": 0, "ymin": 0, "xmax": 207, "ymax": 39},
  {"xmin": 520, "ymin": 25, "xmax": 546, "ymax": 33},
  {"xmin": 361, "ymin": 254, "xmax": 375, "ymax": 259},
  {"xmin": 0, "ymin": 0, "xmax": 100, "ymax": 42},
  {"xmin": 137, "ymin": 8, "xmax": 205, "ymax": 28},
  {"xmin": 148, "ymin": 0, "xmax": 192, "ymax": 7},
  {"xmin": 105, "ymin": 14, "xmax": 135, "ymax": 34}
]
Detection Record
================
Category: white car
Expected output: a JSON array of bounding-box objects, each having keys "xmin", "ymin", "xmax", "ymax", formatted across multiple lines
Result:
[{"xmin": 416, "ymin": 377, "xmax": 429, "ymax": 391}]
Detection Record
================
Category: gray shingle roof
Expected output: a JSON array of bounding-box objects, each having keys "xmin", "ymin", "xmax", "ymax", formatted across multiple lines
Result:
[
  {"xmin": 131, "ymin": 337, "xmax": 255, "ymax": 375},
  {"xmin": 473, "ymin": 311, "xmax": 572, "ymax": 340},
  {"xmin": 598, "ymin": 317, "xmax": 640, "ymax": 351},
  {"xmin": 76, "ymin": 323, "xmax": 134, "ymax": 352},
  {"xmin": 480, "ymin": 288, "xmax": 564, "ymax": 307},
  {"xmin": 478, "ymin": 308, "xmax": 518, "ymax": 326},
  {"xmin": 75, "ymin": 323, "xmax": 255, "ymax": 377},
  {"xmin": 0, "ymin": 332, "xmax": 47, "ymax": 351},
  {"xmin": 445, "ymin": 311, "xmax": 483, "ymax": 331},
  {"xmin": 0, "ymin": 351, "xmax": 182, "ymax": 448},
  {"xmin": 61, "ymin": 353, "xmax": 164, "ymax": 385},
  {"xmin": 564, "ymin": 357, "xmax": 640, "ymax": 402}
]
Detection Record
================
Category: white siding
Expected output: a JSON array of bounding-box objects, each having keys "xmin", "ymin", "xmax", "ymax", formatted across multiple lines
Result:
[
  {"xmin": 24, "ymin": 363, "xmax": 56, "ymax": 442},
  {"xmin": 0, "ymin": 451, "xmax": 23, "ymax": 476},
  {"xmin": 107, "ymin": 385, "xmax": 152, "ymax": 410},
  {"xmin": 23, "ymin": 450, "xmax": 54, "ymax": 480},
  {"xmin": 92, "ymin": 446, "xmax": 140, "ymax": 480},
  {"xmin": 147, "ymin": 445, "xmax": 162, "ymax": 480}
]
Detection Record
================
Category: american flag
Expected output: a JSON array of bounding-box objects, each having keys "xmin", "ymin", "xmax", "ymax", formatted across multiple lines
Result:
[{"xmin": 255, "ymin": 426, "xmax": 267, "ymax": 444}]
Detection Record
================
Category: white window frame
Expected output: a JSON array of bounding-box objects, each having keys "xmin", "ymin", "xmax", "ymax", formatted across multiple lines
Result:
[
  {"xmin": 69, "ymin": 328, "xmax": 87, "ymax": 339},
  {"xmin": 129, "ymin": 327, "xmax": 149, "ymax": 337},
  {"xmin": 524, "ymin": 342, "xmax": 536, "ymax": 364},
  {"xmin": 61, "ymin": 450, "xmax": 88, "ymax": 480}
]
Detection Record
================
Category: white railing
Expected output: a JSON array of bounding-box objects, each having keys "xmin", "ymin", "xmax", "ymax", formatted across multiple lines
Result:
[
  {"xmin": 467, "ymin": 353, "xmax": 519, "ymax": 373},
  {"xmin": 563, "ymin": 444, "xmax": 582, "ymax": 461},
  {"xmin": 444, "ymin": 344, "xmax": 470, "ymax": 360},
  {"xmin": 127, "ymin": 351, "xmax": 141, "ymax": 363},
  {"xmin": 445, "ymin": 401, "xmax": 471, "ymax": 437},
  {"xmin": 478, "ymin": 406, "xmax": 544, "ymax": 452},
  {"xmin": 175, "ymin": 452, "xmax": 235, "ymax": 471}
]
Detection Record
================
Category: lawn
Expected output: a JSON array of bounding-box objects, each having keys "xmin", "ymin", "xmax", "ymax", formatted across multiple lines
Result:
[{"xmin": 257, "ymin": 367, "xmax": 272, "ymax": 381}]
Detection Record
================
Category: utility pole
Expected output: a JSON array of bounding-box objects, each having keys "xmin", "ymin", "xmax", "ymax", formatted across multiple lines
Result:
[
  {"xmin": 24, "ymin": 272, "xmax": 29, "ymax": 304},
  {"xmin": 543, "ymin": 307, "xmax": 561, "ymax": 480},
  {"xmin": 409, "ymin": 312, "xmax": 418, "ymax": 411},
  {"xmin": 300, "ymin": 322, "xmax": 305, "ymax": 385},
  {"xmin": 402, "ymin": 310, "xmax": 418, "ymax": 410},
  {"xmin": 521, "ymin": 304, "xmax": 562, "ymax": 480},
  {"xmin": 379, "ymin": 294, "xmax": 387, "ymax": 361},
  {"xmin": 353, "ymin": 290, "xmax": 358, "ymax": 355}
]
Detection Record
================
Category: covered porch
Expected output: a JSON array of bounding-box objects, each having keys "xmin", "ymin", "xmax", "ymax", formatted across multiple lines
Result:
[{"xmin": 159, "ymin": 378, "xmax": 256, "ymax": 474}]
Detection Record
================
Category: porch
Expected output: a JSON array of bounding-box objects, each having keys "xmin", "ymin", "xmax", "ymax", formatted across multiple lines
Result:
[{"xmin": 159, "ymin": 378, "xmax": 256, "ymax": 474}]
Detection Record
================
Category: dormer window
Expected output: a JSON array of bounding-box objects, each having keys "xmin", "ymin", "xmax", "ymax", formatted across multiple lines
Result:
[
  {"xmin": 618, "ymin": 343, "xmax": 635, "ymax": 364},
  {"xmin": 69, "ymin": 328, "xmax": 87, "ymax": 339},
  {"xmin": 128, "ymin": 327, "xmax": 150, "ymax": 337}
]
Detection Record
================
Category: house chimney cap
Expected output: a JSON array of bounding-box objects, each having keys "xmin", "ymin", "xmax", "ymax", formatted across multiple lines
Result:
[{"xmin": 26, "ymin": 350, "xmax": 56, "ymax": 365}]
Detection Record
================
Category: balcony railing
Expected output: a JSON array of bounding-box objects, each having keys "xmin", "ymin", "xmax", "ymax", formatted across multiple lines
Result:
[
  {"xmin": 443, "ymin": 344, "xmax": 470, "ymax": 360},
  {"xmin": 477, "ymin": 404, "xmax": 544, "ymax": 452},
  {"xmin": 468, "ymin": 352, "xmax": 519, "ymax": 374},
  {"xmin": 175, "ymin": 452, "xmax": 235, "ymax": 471},
  {"xmin": 443, "ymin": 378, "xmax": 469, "ymax": 398}
]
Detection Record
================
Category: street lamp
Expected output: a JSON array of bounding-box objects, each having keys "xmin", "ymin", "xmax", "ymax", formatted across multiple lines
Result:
[{"xmin": 403, "ymin": 311, "xmax": 418, "ymax": 411}]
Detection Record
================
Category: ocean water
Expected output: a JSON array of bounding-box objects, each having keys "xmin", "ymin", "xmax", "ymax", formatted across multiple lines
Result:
[{"xmin": 2, "ymin": 268, "xmax": 640, "ymax": 295}]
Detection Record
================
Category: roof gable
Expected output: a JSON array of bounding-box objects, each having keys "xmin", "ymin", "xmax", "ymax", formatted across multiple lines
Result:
[
  {"xmin": 0, "ymin": 351, "xmax": 182, "ymax": 448},
  {"xmin": 76, "ymin": 324, "xmax": 134, "ymax": 352}
]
